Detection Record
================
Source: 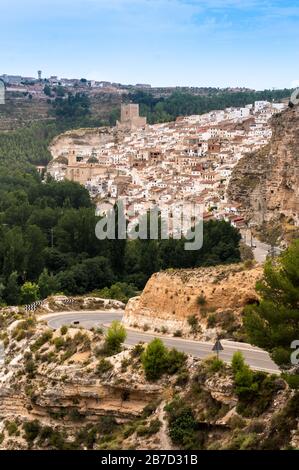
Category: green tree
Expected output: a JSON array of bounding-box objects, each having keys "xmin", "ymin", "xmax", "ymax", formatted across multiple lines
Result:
[
  {"xmin": 20, "ymin": 282, "xmax": 39, "ymax": 304},
  {"xmin": 2, "ymin": 227, "xmax": 27, "ymax": 277},
  {"xmin": 4, "ymin": 271, "xmax": 20, "ymax": 306},
  {"xmin": 43, "ymin": 85, "xmax": 52, "ymax": 97},
  {"xmin": 24, "ymin": 225, "xmax": 47, "ymax": 280},
  {"xmin": 96, "ymin": 282, "xmax": 138, "ymax": 303},
  {"xmin": 38, "ymin": 269, "xmax": 60, "ymax": 299},
  {"xmin": 104, "ymin": 321, "xmax": 127, "ymax": 355},
  {"xmin": 141, "ymin": 338, "xmax": 169, "ymax": 380},
  {"xmin": 165, "ymin": 398, "xmax": 198, "ymax": 448},
  {"xmin": 244, "ymin": 241, "xmax": 299, "ymax": 366},
  {"xmin": 232, "ymin": 351, "xmax": 246, "ymax": 374},
  {"xmin": 231, "ymin": 352, "xmax": 277, "ymax": 417}
]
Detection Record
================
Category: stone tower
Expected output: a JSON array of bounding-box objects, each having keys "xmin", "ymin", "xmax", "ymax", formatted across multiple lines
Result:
[{"xmin": 117, "ymin": 103, "xmax": 147, "ymax": 130}]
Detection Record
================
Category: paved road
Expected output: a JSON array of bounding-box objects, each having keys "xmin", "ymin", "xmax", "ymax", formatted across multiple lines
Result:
[
  {"xmin": 241, "ymin": 229, "xmax": 283, "ymax": 263},
  {"xmin": 44, "ymin": 311, "xmax": 280, "ymax": 374},
  {"xmin": 46, "ymin": 311, "xmax": 123, "ymax": 330}
]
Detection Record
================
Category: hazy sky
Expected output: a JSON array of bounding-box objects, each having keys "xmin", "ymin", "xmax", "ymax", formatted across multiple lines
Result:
[{"xmin": 0, "ymin": 0, "xmax": 299, "ymax": 89}]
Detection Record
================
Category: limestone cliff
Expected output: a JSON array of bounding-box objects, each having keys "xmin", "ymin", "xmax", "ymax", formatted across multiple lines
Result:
[
  {"xmin": 0, "ymin": 305, "xmax": 298, "ymax": 450},
  {"xmin": 49, "ymin": 127, "xmax": 115, "ymax": 160},
  {"xmin": 124, "ymin": 263, "xmax": 262, "ymax": 339},
  {"xmin": 228, "ymin": 105, "xmax": 299, "ymax": 230}
]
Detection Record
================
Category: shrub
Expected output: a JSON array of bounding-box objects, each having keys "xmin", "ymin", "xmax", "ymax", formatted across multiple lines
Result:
[
  {"xmin": 165, "ymin": 398, "xmax": 198, "ymax": 448},
  {"xmin": 94, "ymin": 327, "xmax": 103, "ymax": 335},
  {"xmin": 231, "ymin": 351, "xmax": 245, "ymax": 374},
  {"xmin": 219, "ymin": 310, "xmax": 237, "ymax": 332},
  {"xmin": 227, "ymin": 432, "xmax": 259, "ymax": 450},
  {"xmin": 282, "ymin": 373, "xmax": 299, "ymax": 389},
  {"xmin": 60, "ymin": 325, "xmax": 68, "ymax": 336},
  {"xmin": 104, "ymin": 321, "xmax": 127, "ymax": 355},
  {"xmin": 137, "ymin": 419, "xmax": 162, "ymax": 436},
  {"xmin": 39, "ymin": 426, "xmax": 53, "ymax": 441},
  {"xmin": 175, "ymin": 370, "xmax": 190, "ymax": 386},
  {"xmin": 207, "ymin": 314, "xmax": 216, "ymax": 328},
  {"xmin": 5, "ymin": 421, "xmax": 18, "ymax": 436},
  {"xmin": 141, "ymin": 339, "xmax": 169, "ymax": 381},
  {"xmin": 97, "ymin": 359, "xmax": 113, "ymax": 376},
  {"xmin": 12, "ymin": 318, "xmax": 36, "ymax": 341},
  {"xmin": 75, "ymin": 425, "xmax": 98, "ymax": 449},
  {"xmin": 25, "ymin": 358, "xmax": 36, "ymax": 377},
  {"xmin": 187, "ymin": 315, "xmax": 200, "ymax": 334},
  {"xmin": 23, "ymin": 420, "xmax": 41, "ymax": 443},
  {"xmin": 69, "ymin": 409, "xmax": 85, "ymax": 422},
  {"xmin": 141, "ymin": 340, "xmax": 187, "ymax": 380},
  {"xmin": 261, "ymin": 392, "xmax": 299, "ymax": 449},
  {"xmin": 142, "ymin": 401, "xmax": 159, "ymax": 418},
  {"xmin": 271, "ymin": 347, "xmax": 291, "ymax": 366},
  {"xmin": 227, "ymin": 415, "xmax": 246, "ymax": 430},
  {"xmin": 197, "ymin": 294, "xmax": 207, "ymax": 306},
  {"xmin": 53, "ymin": 336, "xmax": 65, "ymax": 351},
  {"xmin": 30, "ymin": 330, "xmax": 53, "ymax": 352},
  {"xmin": 121, "ymin": 358, "xmax": 130, "ymax": 372},
  {"xmin": 207, "ymin": 357, "xmax": 225, "ymax": 373},
  {"xmin": 231, "ymin": 352, "xmax": 278, "ymax": 417},
  {"xmin": 166, "ymin": 349, "xmax": 187, "ymax": 375},
  {"xmin": 48, "ymin": 430, "xmax": 67, "ymax": 449},
  {"xmin": 244, "ymin": 259, "xmax": 254, "ymax": 269},
  {"xmin": 98, "ymin": 415, "xmax": 117, "ymax": 434}
]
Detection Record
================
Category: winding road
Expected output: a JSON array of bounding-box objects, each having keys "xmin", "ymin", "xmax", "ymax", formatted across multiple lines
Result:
[
  {"xmin": 42, "ymin": 310, "xmax": 280, "ymax": 374},
  {"xmin": 241, "ymin": 229, "xmax": 283, "ymax": 263}
]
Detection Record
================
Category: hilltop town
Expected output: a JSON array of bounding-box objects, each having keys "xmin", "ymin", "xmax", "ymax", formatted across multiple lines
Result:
[
  {"xmin": 48, "ymin": 100, "xmax": 287, "ymax": 231},
  {"xmin": 0, "ymin": 72, "xmax": 253, "ymax": 97}
]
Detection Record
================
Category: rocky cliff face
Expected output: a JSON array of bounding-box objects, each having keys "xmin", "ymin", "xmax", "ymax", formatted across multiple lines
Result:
[
  {"xmin": 0, "ymin": 320, "xmax": 162, "ymax": 450},
  {"xmin": 228, "ymin": 105, "xmax": 299, "ymax": 229},
  {"xmin": 49, "ymin": 127, "xmax": 115, "ymax": 159},
  {"xmin": 124, "ymin": 263, "xmax": 262, "ymax": 340},
  {"xmin": 0, "ymin": 302, "xmax": 298, "ymax": 450}
]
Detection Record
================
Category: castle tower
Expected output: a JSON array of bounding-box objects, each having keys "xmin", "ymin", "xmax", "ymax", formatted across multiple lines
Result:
[{"xmin": 117, "ymin": 103, "xmax": 147, "ymax": 130}]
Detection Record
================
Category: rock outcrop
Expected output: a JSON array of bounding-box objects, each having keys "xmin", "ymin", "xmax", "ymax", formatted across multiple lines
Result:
[
  {"xmin": 124, "ymin": 263, "xmax": 262, "ymax": 338},
  {"xmin": 0, "ymin": 306, "xmax": 298, "ymax": 450},
  {"xmin": 36, "ymin": 295, "xmax": 125, "ymax": 314},
  {"xmin": 228, "ymin": 104, "xmax": 299, "ymax": 230},
  {"xmin": 49, "ymin": 127, "xmax": 115, "ymax": 160}
]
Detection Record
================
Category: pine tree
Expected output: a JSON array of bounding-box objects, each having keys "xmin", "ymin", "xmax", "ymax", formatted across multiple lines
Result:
[
  {"xmin": 20, "ymin": 282, "xmax": 39, "ymax": 305},
  {"xmin": 38, "ymin": 269, "xmax": 60, "ymax": 299},
  {"xmin": 244, "ymin": 240, "xmax": 299, "ymax": 366},
  {"xmin": 4, "ymin": 272, "xmax": 21, "ymax": 306}
]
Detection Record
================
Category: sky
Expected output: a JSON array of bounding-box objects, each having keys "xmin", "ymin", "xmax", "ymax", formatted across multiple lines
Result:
[{"xmin": 0, "ymin": 0, "xmax": 299, "ymax": 89}]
